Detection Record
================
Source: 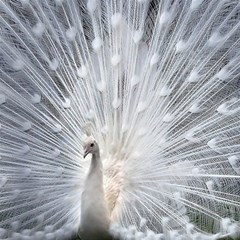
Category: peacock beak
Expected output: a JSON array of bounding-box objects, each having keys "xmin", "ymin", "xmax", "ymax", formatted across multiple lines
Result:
[{"xmin": 83, "ymin": 149, "xmax": 89, "ymax": 158}]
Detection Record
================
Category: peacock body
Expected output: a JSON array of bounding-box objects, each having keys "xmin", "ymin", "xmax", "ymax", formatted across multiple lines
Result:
[{"xmin": 0, "ymin": 0, "xmax": 240, "ymax": 239}]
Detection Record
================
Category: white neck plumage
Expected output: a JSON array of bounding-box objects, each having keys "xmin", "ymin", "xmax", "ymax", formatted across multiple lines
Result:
[
  {"xmin": 81, "ymin": 147, "xmax": 111, "ymax": 239},
  {"xmin": 88, "ymin": 151, "xmax": 102, "ymax": 176}
]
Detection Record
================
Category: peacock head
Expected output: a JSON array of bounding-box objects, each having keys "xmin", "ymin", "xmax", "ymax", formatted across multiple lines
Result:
[{"xmin": 83, "ymin": 136, "xmax": 98, "ymax": 158}]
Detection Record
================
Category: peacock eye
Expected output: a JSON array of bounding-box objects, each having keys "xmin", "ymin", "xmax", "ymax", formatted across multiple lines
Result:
[{"xmin": 90, "ymin": 143, "xmax": 94, "ymax": 147}]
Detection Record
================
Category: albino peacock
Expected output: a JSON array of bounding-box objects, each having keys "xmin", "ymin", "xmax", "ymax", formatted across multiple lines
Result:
[
  {"xmin": 0, "ymin": 0, "xmax": 240, "ymax": 239},
  {"xmin": 81, "ymin": 137, "xmax": 113, "ymax": 240}
]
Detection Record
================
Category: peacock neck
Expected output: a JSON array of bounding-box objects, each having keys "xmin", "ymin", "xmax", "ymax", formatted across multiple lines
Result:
[
  {"xmin": 89, "ymin": 151, "xmax": 101, "ymax": 171},
  {"xmin": 81, "ymin": 147, "xmax": 111, "ymax": 238},
  {"xmin": 86, "ymin": 150, "xmax": 104, "ymax": 187}
]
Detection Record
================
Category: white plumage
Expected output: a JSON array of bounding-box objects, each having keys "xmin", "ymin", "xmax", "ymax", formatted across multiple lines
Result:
[
  {"xmin": 81, "ymin": 137, "xmax": 112, "ymax": 240},
  {"xmin": 0, "ymin": 0, "xmax": 240, "ymax": 240}
]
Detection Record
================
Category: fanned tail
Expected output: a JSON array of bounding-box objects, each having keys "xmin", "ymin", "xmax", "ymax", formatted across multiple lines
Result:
[{"xmin": 0, "ymin": 0, "xmax": 240, "ymax": 240}]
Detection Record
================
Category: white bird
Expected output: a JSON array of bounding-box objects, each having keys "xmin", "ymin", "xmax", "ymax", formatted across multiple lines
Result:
[
  {"xmin": 80, "ymin": 137, "xmax": 112, "ymax": 240},
  {"xmin": 0, "ymin": 0, "xmax": 240, "ymax": 240}
]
